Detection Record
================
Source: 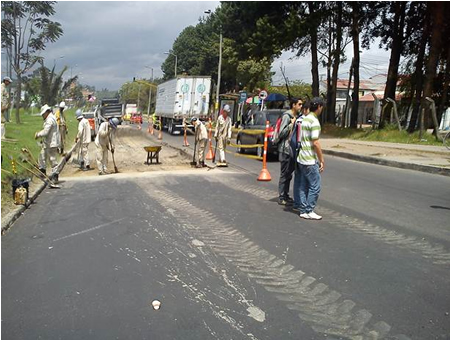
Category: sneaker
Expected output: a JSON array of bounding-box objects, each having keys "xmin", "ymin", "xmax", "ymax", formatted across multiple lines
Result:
[
  {"xmin": 299, "ymin": 213, "xmax": 311, "ymax": 219},
  {"xmin": 278, "ymin": 198, "xmax": 287, "ymax": 205},
  {"xmin": 292, "ymin": 206, "xmax": 300, "ymax": 213},
  {"xmin": 308, "ymin": 211, "xmax": 322, "ymax": 220},
  {"xmin": 286, "ymin": 197, "xmax": 294, "ymax": 204}
]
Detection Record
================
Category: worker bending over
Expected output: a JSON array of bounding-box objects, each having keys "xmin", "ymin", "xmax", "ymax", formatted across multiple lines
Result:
[
  {"xmin": 95, "ymin": 117, "xmax": 119, "ymax": 175},
  {"xmin": 191, "ymin": 117, "xmax": 208, "ymax": 168}
]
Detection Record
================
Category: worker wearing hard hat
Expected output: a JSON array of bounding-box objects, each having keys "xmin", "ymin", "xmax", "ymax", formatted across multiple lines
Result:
[
  {"xmin": 34, "ymin": 104, "xmax": 61, "ymax": 182},
  {"xmin": 191, "ymin": 117, "xmax": 208, "ymax": 168},
  {"xmin": 75, "ymin": 109, "xmax": 91, "ymax": 171},
  {"xmin": 55, "ymin": 101, "xmax": 68, "ymax": 154},
  {"xmin": 95, "ymin": 117, "xmax": 119, "ymax": 175},
  {"xmin": 214, "ymin": 104, "xmax": 233, "ymax": 167}
]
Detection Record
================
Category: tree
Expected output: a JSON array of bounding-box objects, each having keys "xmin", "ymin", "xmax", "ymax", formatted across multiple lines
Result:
[
  {"xmin": 39, "ymin": 62, "xmax": 77, "ymax": 106},
  {"xmin": 1, "ymin": 1, "xmax": 63, "ymax": 123}
]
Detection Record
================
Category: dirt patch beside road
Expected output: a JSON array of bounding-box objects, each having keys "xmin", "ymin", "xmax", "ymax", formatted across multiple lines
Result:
[{"xmin": 61, "ymin": 126, "xmax": 192, "ymax": 178}]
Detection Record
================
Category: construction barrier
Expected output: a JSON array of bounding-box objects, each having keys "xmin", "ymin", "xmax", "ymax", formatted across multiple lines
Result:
[{"xmin": 257, "ymin": 121, "xmax": 271, "ymax": 181}]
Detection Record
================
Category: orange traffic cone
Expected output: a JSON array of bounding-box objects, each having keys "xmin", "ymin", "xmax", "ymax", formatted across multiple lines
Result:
[
  {"xmin": 205, "ymin": 118, "xmax": 214, "ymax": 160},
  {"xmin": 257, "ymin": 120, "xmax": 271, "ymax": 181}
]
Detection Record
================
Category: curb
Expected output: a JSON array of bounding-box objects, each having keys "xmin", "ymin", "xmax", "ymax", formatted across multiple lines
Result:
[
  {"xmin": 323, "ymin": 149, "xmax": 450, "ymax": 177},
  {"xmin": 1, "ymin": 142, "xmax": 79, "ymax": 234}
]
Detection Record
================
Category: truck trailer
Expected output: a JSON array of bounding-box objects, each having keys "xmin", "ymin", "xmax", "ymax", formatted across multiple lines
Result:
[
  {"xmin": 155, "ymin": 76, "xmax": 211, "ymax": 134},
  {"xmin": 94, "ymin": 98, "xmax": 124, "ymax": 136}
]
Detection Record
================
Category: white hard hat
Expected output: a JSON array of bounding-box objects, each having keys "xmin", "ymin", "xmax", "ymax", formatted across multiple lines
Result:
[
  {"xmin": 75, "ymin": 109, "xmax": 83, "ymax": 119},
  {"xmin": 59, "ymin": 101, "xmax": 66, "ymax": 108},
  {"xmin": 40, "ymin": 104, "xmax": 52, "ymax": 116},
  {"xmin": 3, "ymin": 76, "xmax": 12, "ymax": 83},
  {"xmin": 223, "ymin": 104, "xmax": 231, "ymax": 112},
  {"xmin": 109, "ymin": 117, "xmax": 120, "ymax": 129}
]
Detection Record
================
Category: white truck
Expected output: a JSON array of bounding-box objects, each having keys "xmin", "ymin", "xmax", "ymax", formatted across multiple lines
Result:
[{"xmin": 155, "ymin": 76, "xmax": 211, "ymax": 134}]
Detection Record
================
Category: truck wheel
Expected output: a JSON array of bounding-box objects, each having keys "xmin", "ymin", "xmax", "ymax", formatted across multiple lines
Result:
[
  {"xmin": 256, "ymin": 143, "xmax": 263, "ymax": 158},
  {"xmin": 237, "ymin": 138, "xmax": 245, "ymax": 154},
  {"xmin": 168, "ymin": 120, "xmax": 173, "ymax": 134}
]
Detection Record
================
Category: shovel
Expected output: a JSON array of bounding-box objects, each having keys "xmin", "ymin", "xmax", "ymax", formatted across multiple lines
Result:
[
  {"xmin": 190, "ymin": 139, "xmax": 198, "ymax": 166},
  {"xmin": 108, "ymin": 136, "xmax": 119, "ymax": 173}
]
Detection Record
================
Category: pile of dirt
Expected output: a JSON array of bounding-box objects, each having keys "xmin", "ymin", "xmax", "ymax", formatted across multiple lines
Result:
[{"xmin": 61, "ymin": 126, "xmax": 192, "ymax": 178}]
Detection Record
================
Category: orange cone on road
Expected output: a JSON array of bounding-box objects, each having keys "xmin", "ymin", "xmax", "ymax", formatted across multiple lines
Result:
[{"xmin": 257, "ymin": 120, "xmax": 271, "ymax": 181}]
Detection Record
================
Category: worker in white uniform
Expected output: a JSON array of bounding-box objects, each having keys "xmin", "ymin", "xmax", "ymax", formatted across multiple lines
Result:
[
  {"xmin": 35, "ymin": 104, "xmax": 61, "ymax": 182},
  {"xmin": 95, "ymin": 117, "xmax": 119, "ymax": 175},
  {"xmin": 214, "ymin": 104, "xmax": 232, "ymax": 167},
  {"xmin": 191, "ymin": 117, "xmax": 208, "ymax": 168},
  {"xmin": 55, "ymin": 101, "xmax": 67, "ymax": 154},
  {"xmin": 75, "ymin": 109, "xmax": 91, "ymax": 171}
]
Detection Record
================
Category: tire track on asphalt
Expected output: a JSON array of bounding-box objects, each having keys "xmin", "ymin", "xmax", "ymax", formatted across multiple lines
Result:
[
  {"xmin": 144, "ymin": 185, "xmax": 410, "ymax": 340},
  {"xmin": 216, "ymin": 177, "xmax": 450, "ymax": 266}
]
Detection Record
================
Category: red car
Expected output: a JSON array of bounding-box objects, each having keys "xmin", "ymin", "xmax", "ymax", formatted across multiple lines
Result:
[{"xmin": 130, "ymin": 113, "xmax": 143, "ymax": 124}]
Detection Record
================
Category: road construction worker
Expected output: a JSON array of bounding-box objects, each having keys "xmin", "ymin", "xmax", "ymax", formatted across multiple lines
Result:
[
  {"xmin": 1, "ymin": 76, "xmax": 12, "ymax": 123},
  {"xmin": 75, "ymin": 109, "xmax": 91, "ymax": 171},
  {"xmin": 55, "ymin": 101, "xmax": 68, "ymax": 154},
  {"xmin": 35, "ymin": 104, "xmax": 61, "ymax": 182},
  {"xmin": 214, "ymin": 104, "xmax": 232, "ymax": 167},
  {"xmin": 191, "ymin": 117, "xmax": 208, "ymax": 168},
  {"xmin": 95, "ymin": 117, "xmax": 119, "ymax": 175}
]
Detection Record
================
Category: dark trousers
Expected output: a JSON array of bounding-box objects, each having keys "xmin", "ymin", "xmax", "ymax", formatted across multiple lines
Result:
[{"xmin": 278, "ymin": 152, "xmax": 295, "ymax": 199}]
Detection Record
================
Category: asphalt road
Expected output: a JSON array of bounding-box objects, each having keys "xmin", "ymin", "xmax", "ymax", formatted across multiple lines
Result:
[{"xmin": 2, "ymin": 129, "xmax": 450, "ymax": 339}]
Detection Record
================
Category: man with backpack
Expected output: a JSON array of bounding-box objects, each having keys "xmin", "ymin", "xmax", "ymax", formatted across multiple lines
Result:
[
  {"xmin": 297, "ymin": 97, "xmax": 325, "ymax": 220},
  {"xmin": 292, "ymin": 101, "xmax": 310, "ymax": 212},
  {"xmin": 275, "ymin": 98, "xmax": 303, "ymax": 205}
]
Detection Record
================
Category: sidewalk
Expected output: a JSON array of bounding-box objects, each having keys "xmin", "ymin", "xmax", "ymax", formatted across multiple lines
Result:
[{"xmin": 321, "ymin": 138, "xmax": 450, "ymax": 176}]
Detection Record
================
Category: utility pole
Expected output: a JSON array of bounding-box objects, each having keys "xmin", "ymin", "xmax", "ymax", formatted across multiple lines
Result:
[
  {"xmin": 343, "ymin": 58, "xmax": 354, "ymax": 128},
  {"xmin": 215, "ymin": 31, "xmax": 223, "ymax": 116},
  {"xmin": 147, "ymin": 86, "xmax": 152, "ymax": 117}
]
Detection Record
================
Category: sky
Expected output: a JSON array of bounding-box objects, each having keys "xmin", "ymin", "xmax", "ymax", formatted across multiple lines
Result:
[{"xmin": 1, "ymin": 1, "xmax": 391, "ymax": 92}]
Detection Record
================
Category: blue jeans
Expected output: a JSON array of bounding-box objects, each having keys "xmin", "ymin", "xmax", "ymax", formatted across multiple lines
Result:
[
  {"xmin": 298, "ymin": 163, "xmax": 321, "ymax": 214},
  {"xmin": 293, "ymin": 165, "xmax": 301, "ymax": 208}
]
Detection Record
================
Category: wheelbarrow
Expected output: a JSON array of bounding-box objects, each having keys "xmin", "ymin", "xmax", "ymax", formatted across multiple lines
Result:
[{"xmin": 144, "ymin": 146, "xmax": 162, "ymax": 164}]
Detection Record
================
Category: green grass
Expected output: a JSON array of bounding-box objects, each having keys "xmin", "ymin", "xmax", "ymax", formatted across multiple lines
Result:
[
  {"xmin": 1, "ymin": 108, "xmax": 78, "ymax": 208},
  {"xmin": 322, "ymin": 124, "xmax": 443, "ymax": 146}
]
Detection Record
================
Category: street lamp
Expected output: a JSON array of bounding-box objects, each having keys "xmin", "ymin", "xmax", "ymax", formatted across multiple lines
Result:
[
  {"xmin": 164, "ymin": 52, "xmax": 177, "ymax": 78},
  {"xmin": 205, "ymin": 10, "xmax": 222, "ymax": 115},
  {"xmin": 53, "ymin": 55, "xmax": 64, "ymax": 68}
]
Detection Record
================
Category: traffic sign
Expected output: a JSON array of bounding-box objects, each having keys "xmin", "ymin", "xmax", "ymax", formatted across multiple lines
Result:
[
  {"xmin": 239, "ymin": 91, "xmax": 247, "ymax": 103},
  {"xmin": 259, "ymin": 90, "xmax": 268, "ymax": 100}
]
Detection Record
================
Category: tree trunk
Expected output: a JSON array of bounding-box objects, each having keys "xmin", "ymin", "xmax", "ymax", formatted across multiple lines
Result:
[
  {"xmin": 350, "ymin": 2, "xmax": 360, "ymax": 128},
  {"xmin": 383, "ymin": 2, "xmax": 406, "ymax": 102},
  {"xmin": 330, "ymin": 2, "xmax": 343, "ymax": 125},
  {"xmin": 309, "ymin": 3, "xmax": 320, "ymax": 97},
  {"xmin": 422, "ymin": 2, "xmax": 445, "ymax": 127},
  {"xmin": 326, "ymin": 19, "xmax": 333, "ymax": 124},
  {"xmin": 408, "ymin": 14, "xmax": 429, "ymax": 133},
  {"xmin": 438, "ymin": 45, "xmax": 450, "ymax": 124}
]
